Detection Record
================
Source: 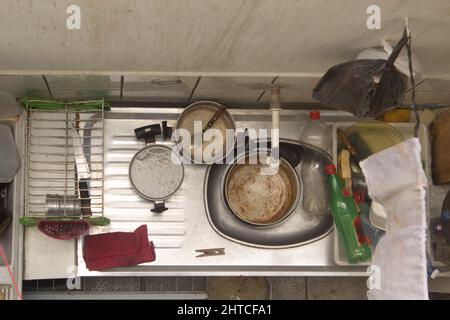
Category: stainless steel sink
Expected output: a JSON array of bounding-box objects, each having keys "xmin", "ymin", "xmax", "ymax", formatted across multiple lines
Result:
[
  {"xmin": 19, "ymin": 106, "xmax": 434, "ymax": 278},
  {"xmin": 205, "ymin": 139, "xmax": 334, "ymax": 248},
  {"xmin": 74, "ymin": 107, "xmax": 369, "ymax": 277}
]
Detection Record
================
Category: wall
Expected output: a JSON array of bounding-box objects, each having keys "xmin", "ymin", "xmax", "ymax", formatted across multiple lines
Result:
[{"xmin": 0, "ymin": 0, "xmax": 449, "ymax": 105}]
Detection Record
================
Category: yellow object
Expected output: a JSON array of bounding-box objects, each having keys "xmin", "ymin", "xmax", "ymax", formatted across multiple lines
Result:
[
  {"xmin": 380, "ymin": 108, "xmax": 411, "ymax": 122},
  {"xmin": 419, "ymin": 109, "xmax": 436, "ymax": 126},
  {"xmin": 338, "ymin": 149, "xmax": 352, "ymax": 191}
]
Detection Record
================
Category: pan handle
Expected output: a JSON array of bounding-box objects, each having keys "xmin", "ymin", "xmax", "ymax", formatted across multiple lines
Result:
[
  {"xmin": 385, "ymin": 28, "xmax": 409, "ymax": 68},
  {"xmin": 79, "ymin": 180, "xmax": 92, "ymax": 216},
  {"xmin": 161, "ymin": 121, "xmax": 173, "ymax": 141},
  {"xmin": 234, "ymin": 128, "xmax": 250, "ymax": 150},
  {"xmin": 134, "ymin": 124, "xmax": 162, "ymax": 144},
  {"xmin": 151, "ymin": 201, "xmax": 168, "ymax": 214}
]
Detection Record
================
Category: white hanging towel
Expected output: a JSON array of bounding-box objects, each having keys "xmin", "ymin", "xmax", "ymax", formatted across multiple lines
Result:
[{"xmin": 360, "ymin": 138, "xmax": 428, "ymax": 300}]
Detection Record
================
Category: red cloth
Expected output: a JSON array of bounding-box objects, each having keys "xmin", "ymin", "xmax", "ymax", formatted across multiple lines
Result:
[{"xmin": 83, "ymin": 225, "xmax": 156, "ymax": 271}]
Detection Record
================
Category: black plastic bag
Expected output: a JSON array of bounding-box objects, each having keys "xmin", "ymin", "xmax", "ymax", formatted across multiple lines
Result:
[{"xmin": 313, "ymin": 31, "xmax": 409, "ymax": 117}]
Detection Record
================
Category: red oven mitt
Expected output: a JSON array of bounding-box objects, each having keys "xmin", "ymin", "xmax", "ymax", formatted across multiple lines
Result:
[{"xmin": 83, "ymin": 224, "xmax": 156, "ymax": 271}]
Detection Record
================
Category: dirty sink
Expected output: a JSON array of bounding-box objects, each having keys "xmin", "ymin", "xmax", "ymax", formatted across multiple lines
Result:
[
  {"xmin": 72, "ymin": 107, "xmax": 373, "ymax": 277},
  {"xmin": 205, "ymin": 139, "xmax": 334, "ymax": 248}
]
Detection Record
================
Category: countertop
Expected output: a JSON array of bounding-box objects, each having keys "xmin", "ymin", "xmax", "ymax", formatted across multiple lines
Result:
[{"xmin": 22, "ymin": 107, "xmax": 439, "ymax": 279}]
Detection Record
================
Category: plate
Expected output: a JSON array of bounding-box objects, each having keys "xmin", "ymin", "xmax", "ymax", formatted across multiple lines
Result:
[
  {"xmin": 344, "ymin": 120, "xmax": 405, "ymax": 160},
  {"xmin": 369, "ymin": 201, "xmax": 388, "ymax": 231}
]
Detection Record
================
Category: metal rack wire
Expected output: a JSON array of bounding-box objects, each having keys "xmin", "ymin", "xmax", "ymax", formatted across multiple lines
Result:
[
  {"xmin": 22, "ymin": 100, "xmax": 106, "ymax": 224},
  {"xmin": 0, "ymin": 285, "xmax": 12, "ymax": 300}
]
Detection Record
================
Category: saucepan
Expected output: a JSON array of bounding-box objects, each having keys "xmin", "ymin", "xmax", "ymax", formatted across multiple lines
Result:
[
  {"xmin": 224, "ymin": 149, "xmax": 301, "ymax": 226},
  {"xmin": 129, "ymin": 123, "xmax": 185, "ymax": 213},
  {"xmin": 175, "ymin": 101, "xmax": 236, "ymax": 164}
]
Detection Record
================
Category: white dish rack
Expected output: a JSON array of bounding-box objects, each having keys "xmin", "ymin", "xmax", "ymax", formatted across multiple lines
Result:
[
  {"xmin": 331, "ymin": 122, "xmax": 432, "ymax": 266},
  {"xmin": 22, "ymin": 100, "xmax": 107, "ymax": 225}
]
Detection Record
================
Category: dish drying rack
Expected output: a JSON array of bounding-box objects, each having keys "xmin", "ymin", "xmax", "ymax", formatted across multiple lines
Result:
[{"xmin": 20, "ymin": 99, "xmax": 110, "ymax": 227}]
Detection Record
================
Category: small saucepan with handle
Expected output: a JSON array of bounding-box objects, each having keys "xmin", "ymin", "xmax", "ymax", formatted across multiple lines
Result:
[
  {"xmin": 174, "ymin": 101, "xmax": 236, "ymax": 164},
  {"xmin": 129, "ymin": 122, "xmax": 185, "ymax": 213}
]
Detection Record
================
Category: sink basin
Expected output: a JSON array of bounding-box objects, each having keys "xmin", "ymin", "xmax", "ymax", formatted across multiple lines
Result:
[
  {"xmin": 74, "ymin": 108, "xmax": 361, "ymax": 277},
  {"xmin": 205, "ymin": 138, "xmax": 334, "ymax": 248}
]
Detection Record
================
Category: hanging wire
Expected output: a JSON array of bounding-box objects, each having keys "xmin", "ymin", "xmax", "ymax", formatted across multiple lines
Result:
[{"xmin": 405, "ymin": 23, "xmax": 420, "ymax": 138}]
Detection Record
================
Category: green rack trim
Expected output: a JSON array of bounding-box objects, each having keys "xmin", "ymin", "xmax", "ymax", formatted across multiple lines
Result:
[
  {"xmin": 21, "ymin": 98, "xmax": 111, "ymax": 228},
  {"xmin": 19, "ymin": 216, "xmax": 111, "ymax": 227},
  {"xmin": 20, "ymin": 98, "xmax": 110, "ymax": 111}
]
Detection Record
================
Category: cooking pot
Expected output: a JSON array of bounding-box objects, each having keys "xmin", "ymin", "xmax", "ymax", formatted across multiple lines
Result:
[
  {"xmin": 224, "ymin": 150, "xmax": 300, "ymax": 226},
  {"xmin": 175, "ymin": 101, "xmax": 236, "ymax": 164},
  {"xmin": 129, "ymin": 123, "xmax": 184, "ymax": 213}
]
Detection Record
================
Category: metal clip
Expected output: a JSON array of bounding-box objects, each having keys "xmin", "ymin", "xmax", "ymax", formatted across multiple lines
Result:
[{"xmin": 195, "ymin": 248, "xmax": 225, "ymax": 258}]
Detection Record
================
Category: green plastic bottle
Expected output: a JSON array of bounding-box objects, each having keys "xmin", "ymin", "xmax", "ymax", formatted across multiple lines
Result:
[{"xmin": 325, "ymin": 164, "xmax": 371, "ymax": 264}]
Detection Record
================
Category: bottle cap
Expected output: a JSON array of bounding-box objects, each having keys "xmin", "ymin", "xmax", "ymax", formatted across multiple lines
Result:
[
  {"xmin": 310, "ymin": 111, "xmax": 320, "ymax": 120},
  {"xmin": 353, "ymin": 191, "xmax": 365, "ymax": 203},
  {"xmin": 342, "ymin": 188, "xmax": 351, "ymax": 197},
  {"xmin": 324, "ymin": 164, "xmax": 336, "ymax": 174}
]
